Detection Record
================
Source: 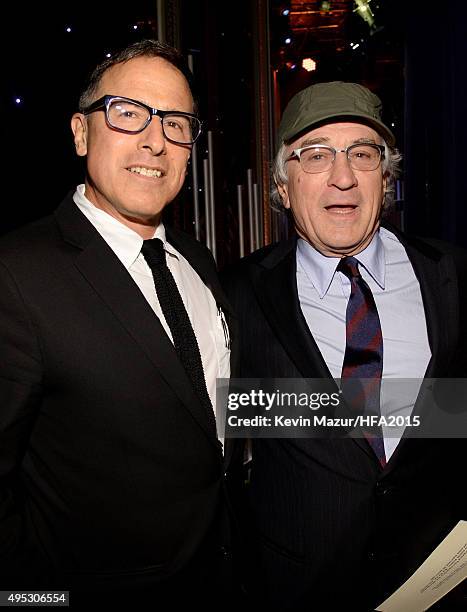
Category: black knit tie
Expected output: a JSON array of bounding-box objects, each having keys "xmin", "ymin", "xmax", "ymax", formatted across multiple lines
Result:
[{"xmin": 141, "ymin": 238, "xmax": 216, "ymax": 432}]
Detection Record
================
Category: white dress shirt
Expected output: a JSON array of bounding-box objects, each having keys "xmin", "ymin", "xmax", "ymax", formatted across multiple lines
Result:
[
  {"xmin": 73, "ymin": 184, "xmax": 230, "ymax": 420},
  {"xmin": 297, "ymin": 227, "xmax": 431, "ymax": 459}
]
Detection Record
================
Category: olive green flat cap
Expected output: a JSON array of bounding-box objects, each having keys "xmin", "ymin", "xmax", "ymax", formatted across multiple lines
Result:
[{"xmin": 277, "ymin": 81, "xmax": 395, "ymax": 148}]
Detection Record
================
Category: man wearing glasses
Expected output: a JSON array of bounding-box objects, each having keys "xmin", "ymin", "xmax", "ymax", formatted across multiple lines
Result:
[
  {"xmin": 223, "ymin": 82, "xmax": 467, "ymax": 610},
  {"xmin": 0, "ymin": 40, "xmax": 234, "ymax": 607}
]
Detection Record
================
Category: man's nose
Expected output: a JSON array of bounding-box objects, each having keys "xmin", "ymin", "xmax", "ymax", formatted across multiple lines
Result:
[
  {"xmin": 137, "ymin": 116, "xmax": 166, "ymax": 155},
  {"xmin": 327, "ymin": 151, "xmax": 358, "ymax": 190}
]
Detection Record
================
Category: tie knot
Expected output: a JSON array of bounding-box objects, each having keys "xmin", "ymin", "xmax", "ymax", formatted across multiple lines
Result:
[
  {"xmin": 337, "ymin": 256, "xmax": 360, "ymax": 280},
  {"xmin": 141, "ymin": 238, "xmax": 166, "ymax": 267}
]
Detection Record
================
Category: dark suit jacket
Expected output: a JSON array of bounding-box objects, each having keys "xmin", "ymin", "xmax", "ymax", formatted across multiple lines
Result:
[
  {"xmin": 222, "ymin": 227, "xmax": 467, "ymax": 611},
  {"xmin": 0, "ymin": 193, "xmax": 235, "ymax": 601}
]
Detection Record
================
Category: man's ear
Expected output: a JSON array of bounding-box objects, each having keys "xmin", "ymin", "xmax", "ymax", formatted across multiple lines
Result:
[
  {"xmin": 380, "ymin": 172, "xmax": 391, "ymax": 211},
  {"xmin": 383, "ymin": 173, "xmax": 388, "ymax": 194},
  {"xmin": 277, "ymin": 181, "xmax": 290, "ymax": 209},
  {"xmin": 71, "ymin": 113, "xmax": 88, "ymax": 157}
]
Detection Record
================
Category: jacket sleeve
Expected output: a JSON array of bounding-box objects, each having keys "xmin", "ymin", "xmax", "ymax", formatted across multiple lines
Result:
[{"xmin": 0, "ymin": 259, "xmax": 43, "ymax": 570}]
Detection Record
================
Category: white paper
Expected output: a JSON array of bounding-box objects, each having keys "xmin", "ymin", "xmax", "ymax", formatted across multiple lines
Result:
[{"xmin": 376, "ymin": 520, "xmax": 467, "ymax": 612}]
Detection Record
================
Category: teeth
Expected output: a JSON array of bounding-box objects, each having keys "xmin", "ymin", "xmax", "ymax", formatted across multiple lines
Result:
[{"xmin": 129, "ymin": 166, "xmax": 162, "ymax": 178}]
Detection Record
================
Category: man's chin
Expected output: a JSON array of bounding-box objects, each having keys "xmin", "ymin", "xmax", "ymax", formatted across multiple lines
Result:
[
  {"xmin": 119, "ymin": 206, "xmax": 165, "ymax": 225},
  {"xmin": 304, "ymin": 232, "xmax": 379, "ymax": 257},
  {"xmin": 325, "ymin": 237, "xmax": 376, "ymax": 257},
  {"xmin": 324, "ymin": 222, "xmax": 380, "ymax": 256}
]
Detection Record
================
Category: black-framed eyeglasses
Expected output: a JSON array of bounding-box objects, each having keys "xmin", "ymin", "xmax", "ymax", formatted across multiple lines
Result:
[
  {"xmin": 285, "ymin": 143, "xmax": 385, "ymax": 174},
  {"xmin": 81, "ymin": 95, "xmax": 202, "ymax": 145}
]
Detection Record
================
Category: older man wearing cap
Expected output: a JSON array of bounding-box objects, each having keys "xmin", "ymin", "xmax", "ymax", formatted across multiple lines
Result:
[{"xmin": 222, "ymin": 82, "xmax": 467, "ymax": 610}]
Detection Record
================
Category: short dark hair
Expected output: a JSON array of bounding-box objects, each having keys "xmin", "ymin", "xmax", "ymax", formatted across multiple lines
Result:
[{"xmin": 78, "ymin": 39, "xmax": 195, "ymax": 112}]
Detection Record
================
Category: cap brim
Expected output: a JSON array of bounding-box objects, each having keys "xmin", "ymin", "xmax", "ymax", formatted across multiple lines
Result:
[{"xmin": 280, "ymin": 112, "xmax": 396, "ymax": 148}]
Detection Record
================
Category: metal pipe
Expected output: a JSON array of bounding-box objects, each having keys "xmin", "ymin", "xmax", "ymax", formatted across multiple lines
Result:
[
  {"xmin": 253, "ymin": 182, "xmax": 261, "ymax": 249},
  {"xmin": 186, "ymin": 54, "xmax": 200, "ymax": 240},
  {"xmin": 187, "ymin": 53, "xmax": 194, "ymax": 73},
  {"xmin": 247, "ymin": 169, "xmax": 255, "ymax": 253},
  {"xmin": 237, "ymin": 185, "xmax": 245, "ymax": 258},
  {"xmin": 207, "ymin": 131, "xmax": 217, "ymax": 261},
  {"xmin": 254, "ymin": 0, "xmax": 272, "ymax": 245},
  {"xmin": 203, "ymin": 159, "xmax": 211, "ymax": 251},
  {"xmin": 190, "ymin": 142, "xmax": 200, "ymax": 241},
  {"xmin": 156, "ymin": 0, "xmax": 166, "ymax": 43}
]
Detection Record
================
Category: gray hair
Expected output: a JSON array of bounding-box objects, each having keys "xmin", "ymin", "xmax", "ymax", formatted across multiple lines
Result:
[
  {"xmin": 271, "ymin": 139, "xmax": 402, "ymax": 213},
  {"xmin": 78, "ymin": 39, "xmax": 195, "ymax": 112}
]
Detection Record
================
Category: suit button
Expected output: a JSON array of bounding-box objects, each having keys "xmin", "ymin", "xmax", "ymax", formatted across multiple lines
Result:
[
  {"xmin": 219, "ymin": 545, "xmax": 231, "ymax": 559},
  {"xmin": 376, "ymin": 482, "xmax": 392, "ymax": 496}
]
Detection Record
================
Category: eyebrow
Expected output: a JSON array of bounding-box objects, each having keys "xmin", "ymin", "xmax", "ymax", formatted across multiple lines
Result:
[
  {"xmin": 353, "ymin": 137, "xmax": 379, "ymax": 144},
  {"xmin": 298, "ymin": 137, "xmax": 330, "ymax": 147},
  {"xmin": 111, "ymin": 95, "xmax": 195, "ymax": 115},
  {"xmin": 297, "ymin": 136, "xmax": 380, "ymax": 148}
]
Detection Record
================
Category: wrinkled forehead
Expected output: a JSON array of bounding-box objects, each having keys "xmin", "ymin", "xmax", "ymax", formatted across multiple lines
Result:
[{"xmin": 287, "ymin": 120, "xmax": 383, "ymax": 150}]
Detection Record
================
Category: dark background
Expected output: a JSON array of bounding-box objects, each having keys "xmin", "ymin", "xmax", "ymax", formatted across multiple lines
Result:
[{"xmin": 2, "ymin": 1, "xmax": 467, "ymax": 260}]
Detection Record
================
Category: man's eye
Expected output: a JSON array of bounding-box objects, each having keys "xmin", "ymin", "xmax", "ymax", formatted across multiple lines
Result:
[
  {"xmin": 303, "ymin": 150, "xmax": 331, "ymax": 162},
  {"xmin": 166, "ymin": 120, "xmax": 182, "ymax": 130},
  {"xmin": 350, "ymin": 146, "xmax": 377, "ymax": 160},
  {"xmin": 112, "ymin": 103, "xmax": 145, "ymax": 120}
]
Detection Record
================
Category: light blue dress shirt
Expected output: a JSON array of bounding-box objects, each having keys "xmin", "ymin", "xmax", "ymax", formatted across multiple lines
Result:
[{"xmin": 296, "ymin": 227, "xmax": 431, "ymax": 459}]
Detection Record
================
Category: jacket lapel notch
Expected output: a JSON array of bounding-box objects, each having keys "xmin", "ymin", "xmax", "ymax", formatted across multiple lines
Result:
[
  {"xmin": 55, "ymin": 197, "xmax": 219, "ymax": 446},
  {"xmin": 255, "ymin": 246, "xmax": 373, "ymax": 457}
]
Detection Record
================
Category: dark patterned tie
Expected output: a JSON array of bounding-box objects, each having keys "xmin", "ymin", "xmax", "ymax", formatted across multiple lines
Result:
[
  {"xmin": 338, "ymin": 256, "xmax": 386, "ymax": 466},
  {"xmin": 141, "ymin": 238, "xmax": 216, "ymax": 434}
]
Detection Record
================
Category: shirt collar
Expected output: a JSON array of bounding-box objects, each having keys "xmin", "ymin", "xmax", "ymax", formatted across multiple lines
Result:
[
  {"xmin": 297, "ymin": 229, "xmax": 386, "ymax": 299},
  {"xmin": 73, "ymin": 184, "xmax": 178, "ymax": 268}
]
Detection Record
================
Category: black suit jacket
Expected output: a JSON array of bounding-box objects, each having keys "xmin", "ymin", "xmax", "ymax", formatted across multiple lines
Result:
[
  {"xmin": 0, "ymin": 193, "xmax": 234, "ymax": 599},
  {"xmin": 222, "ymin": 227, "xmax": 467, "ymax": 611}
]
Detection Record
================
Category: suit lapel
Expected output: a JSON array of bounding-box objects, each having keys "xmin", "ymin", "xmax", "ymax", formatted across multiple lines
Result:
[
  {"xmin": 54, "ymin": 195, "xmax": 220, "ymax": 448},
  {"xmin": 379, "ymin": 226, "xmax": 460, "ymax": 470},
  {"xmin": 166, "ymin": 225, "xmax": 236, "ymax": 362},
  {"xmin": 252, "ymin": 240, "xmax": 373, "ymax": 458},
  {"xmin": 231, "ymin": 227, "xmax": 459, "ymax": 469},
  {"xmin": 166, "ymin": 224, "xmax": 240, "ymax": 432},
  {"xmin": 254, "ymin": 240, "xmax": 332, "ymax": 379},
  {"xmin": 404, "ymin": 241, "xmax": 458, "ymax": 379},
  {"xmin": 382, "ymin": 223, "xmax": 459, "ymax": 380},
  {"xmin": 166, "ymin": 226, "xmax": 233, "ymax": 316}
]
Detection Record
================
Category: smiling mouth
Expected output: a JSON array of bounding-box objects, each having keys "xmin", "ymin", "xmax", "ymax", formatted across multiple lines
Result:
[{"xmin": 127, "ymin": 166, "xmax": 164, "ymax": 178}]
